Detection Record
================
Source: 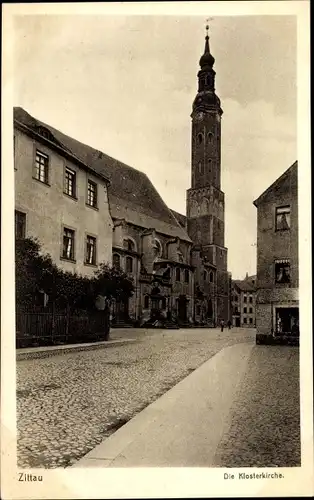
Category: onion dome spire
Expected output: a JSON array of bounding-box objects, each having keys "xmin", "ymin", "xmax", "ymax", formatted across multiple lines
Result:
[{"xmin": 199, "ymin": 24, "xmax": 215, "ymax": 68}]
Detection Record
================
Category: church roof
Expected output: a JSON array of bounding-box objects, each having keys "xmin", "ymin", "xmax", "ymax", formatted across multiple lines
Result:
[
  {"xmin": 170, "ymin": 209, "xmax": 187, "ymax": 228},
  {"xmin": 14, "ymin": 107, "xmax": 192, "ymax": 242}
]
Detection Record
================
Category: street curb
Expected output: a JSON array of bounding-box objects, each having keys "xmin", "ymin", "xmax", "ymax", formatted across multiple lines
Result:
[
  {"xmin": 16, "ymin": 338, "xmax": 139, "ymax": 360},
  {"xmin": 72, "ymin": 341, "xmax": 254, "ymax": 468}
]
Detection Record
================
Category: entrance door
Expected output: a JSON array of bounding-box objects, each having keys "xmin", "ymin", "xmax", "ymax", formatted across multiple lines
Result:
[
  {"xmin": 116, "ymin": 298, "xmax": 129, "ymax": 321},
  {"xmin": 275, "ymin": 307, "xmax": 299, "ymax": 335},
  {"xmin": 178, "ymin": 295, "xmax": 188, "ymax": 322}
]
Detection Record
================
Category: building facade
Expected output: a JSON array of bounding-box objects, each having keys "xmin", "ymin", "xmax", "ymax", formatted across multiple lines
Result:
[
  {"xmin": 13, "ymin": 30, "xmax": 230, "ymax": 327},
  {"xmin": 231, "ymin": 274, "xmax": 257, "ymax": 327},
  {"xmin": 253, "ymin": 162, "xmax": 299, "ymax": 343},
  {"xmin": 14, "ymin": 114, "xmax": 113, "ymax": 277}
]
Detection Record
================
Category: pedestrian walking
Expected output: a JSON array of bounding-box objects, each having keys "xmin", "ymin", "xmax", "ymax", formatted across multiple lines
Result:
[
  {"xmin": 227, "ymin": 319, "xmax": 232, "ymax": 330},
  {"xmin": 220, "ymin": 319, "xmax": 225, "ymax": 332}
]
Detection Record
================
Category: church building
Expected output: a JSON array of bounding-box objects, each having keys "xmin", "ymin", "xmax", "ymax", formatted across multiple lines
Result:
[{"xmin": 14, "ymin": 29, "xmax": 230, "ymax": 327}]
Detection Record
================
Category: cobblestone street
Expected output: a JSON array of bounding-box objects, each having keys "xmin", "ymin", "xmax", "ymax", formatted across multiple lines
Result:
[
  {"xmin": 17, "ymin": 327, "xmax": 254, "ymax": 468},
  {"xmin": 214, "ymin": 345, "xmax": 300, "ymax": 467}
]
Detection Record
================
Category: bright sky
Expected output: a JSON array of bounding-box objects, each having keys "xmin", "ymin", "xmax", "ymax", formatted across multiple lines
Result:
[{"xmin": 14, "ymin": 14, "xmax": 297, "ymax": 279}]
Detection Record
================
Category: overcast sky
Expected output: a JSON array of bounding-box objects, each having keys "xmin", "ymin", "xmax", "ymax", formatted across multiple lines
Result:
[{"xmin": 14, "ymin": 14, "xmax": 297, "ymax": 279}]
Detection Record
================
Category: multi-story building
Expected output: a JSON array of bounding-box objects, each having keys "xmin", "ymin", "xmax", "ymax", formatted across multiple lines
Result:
[
  {"xmin": 13, "ymin": 29, "xmax": 230, "ymax": 327},
  {"xmin": 14, "ymin": 110, "xmax": 113, "ymax": 277},
  {"xmin": 253, "ymin": 161, "xmax": 299, "ymax": 343},
  {"xmin": 231, "ymin": 274, "xmax": 257, "ymax": 327}
]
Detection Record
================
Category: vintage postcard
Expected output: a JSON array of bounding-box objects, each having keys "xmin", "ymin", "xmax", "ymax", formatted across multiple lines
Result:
[{"xmin": 1, "ymin": 1, "xmax": 312, "ymax": 499}]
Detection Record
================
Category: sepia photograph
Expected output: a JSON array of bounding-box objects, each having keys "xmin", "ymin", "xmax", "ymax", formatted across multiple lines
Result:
[{"xmin": 1, "ymin": 1, "xmax": 312, "ymax": 499}]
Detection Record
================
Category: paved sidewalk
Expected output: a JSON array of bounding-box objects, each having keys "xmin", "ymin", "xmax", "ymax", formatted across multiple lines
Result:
[
  {"xmin": 73, "ymin": 342, "xmax": 300, "ymax": 468},
  {"xmin": 73, "ymin": 342, "xmax": 254, "ymax": 467}
]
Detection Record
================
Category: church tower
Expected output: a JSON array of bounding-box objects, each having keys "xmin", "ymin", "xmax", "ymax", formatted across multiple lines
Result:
[{"xmin": 187, "ymin": 26, "xmax": 230, "ymax": 324}]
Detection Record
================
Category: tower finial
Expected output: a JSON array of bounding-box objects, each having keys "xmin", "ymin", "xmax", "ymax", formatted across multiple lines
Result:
[{"xmin": 200, "ymin": 18, "xmax": 215, "ymax": 67}]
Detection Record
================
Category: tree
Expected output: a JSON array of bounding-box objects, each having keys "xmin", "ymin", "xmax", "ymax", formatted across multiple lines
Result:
[
  {"xmin": 93, "ymin": 263, "xmax": 135, "ymax": 303},
  {"xmin": 15, "ymin": 237, "xmax": 134, "ymax": 308}
]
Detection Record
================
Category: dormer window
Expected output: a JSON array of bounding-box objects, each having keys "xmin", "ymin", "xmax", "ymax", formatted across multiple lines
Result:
[{"xmin": 37, "ymin": 126, "xmax": 54, "ymax": 142}]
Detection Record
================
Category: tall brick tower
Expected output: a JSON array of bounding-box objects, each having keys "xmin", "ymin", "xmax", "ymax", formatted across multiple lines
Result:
[{"xmin": 187, "ymin": 26, "xmax": 230, "ymax": 324}]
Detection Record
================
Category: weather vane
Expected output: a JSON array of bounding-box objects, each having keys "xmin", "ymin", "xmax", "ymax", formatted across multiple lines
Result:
[{"xmin": 205, "ymin": 17, "xmax": 214, "ymax": 36}]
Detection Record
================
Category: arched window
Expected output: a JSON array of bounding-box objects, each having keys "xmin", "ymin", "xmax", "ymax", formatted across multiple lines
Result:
[
  {"xmin": 123, "ymin": 238, "xmax": 135, "ymax": 252},
  {"xmin": 197, "ymin": 133, "xmax": 203, "ymax": 145},
  {"xmin": 184, "ymin": 270, "xmax": 189, "ymax": 283},
  {"xmin": 198, "ymin": 161, "xmax": 202, "ymax": 174},
  {"xmin": 176, "ymin": 268, "xmax": 181, "ymax": 282},
  {"xmin": 209, "ymin": 271, "xmax": 214, "ymax": 283},
  {"xmin": 203, "ymin": 270, "xmax": 207, "ymax": 281},
  {"xmin": 153, "ymin": 239, "xmax": 162, "ymax": 258},
  {"xmin": 113, "ymin": 254, "xmax": 121, "ymax": 269},
  {"xmin": 208, "ymin": 132, "xmax": 213, "ymax": 143},
  {"xmin": 126, "ymin": 256, "xmax": 133, "ymax": 274}
]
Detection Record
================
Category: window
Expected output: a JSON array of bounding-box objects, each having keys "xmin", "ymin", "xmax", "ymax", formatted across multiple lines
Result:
[
  {"xmin": 153, "ymin": 239, "xmax": 162, "ymax": 258},
  {"xmin": 203, "ymin": 270, "xmax": 207, "ymax": 281},
  {"xmin": 86, "ymin": 235, "xmax": 96, "ymax": 265},
  {"xmin": 276, "ymin": 206, "xmax": 290, "ymax": 231},
  {"xmin": 249, "ymin": 296, "xmax": 253, "ymax": 303},
  {"xmin": 196, "ymin": 305, "xmax": 201, "ymax": 315},
  {"xmin": 126, "ymin": 256, "xmax": 133, "ymax": 274},
  {"xmin": 62, "ymin": 228, "xmax": 75, "ymax": 260},
  {"xmin": 64, "ymin": 167, "xmax": 76, "ymax": 197},
  {"xmin": 234, "ymin": 307, "xmax": 238, "ymax": 314},
  {"xmin": 208, "ymin": 132, "xmax": 213, "ymax": 143},
  {"xmin": 234, "ymin": 295, "xmax": 238, "ymax": 301},
  {"xmin": 197, "ymin": 133, "xmax": 203, "ymax": 145},
  {"xmin": 124, "ymin": 238, "xmax": 135, "ymax": 252},
  {"xmin": 275, "ymin": 259, "xmax": 291, "ymax": 284},
  {"xmin": 243, "ymin": 307, "xmax": 247, "ymax": 313},
  {"xmin": 249, "ymin": 307, "xmax": 253, "ymax": 314},
  {"xmin": 243, "ymin": 296, "xmax": 247, "ymax": 303},
  {"xmin": 208, "ymin": 159, "xmax": 212, "ymax": 172},
  {"xmin": 198, "ymin": 161, "xmax": 202, "ymax": 174},
  {"xmin": 15, "ymin": 211, "xmax": 26, "ymax": 239},
  {"xmin": 144, "ymin": 296, "xmax": 149, "ymax": 309},
  {"xmin": 176, "ymin": 268, "xmax": 181, "ymax": 282},
  {"xmin": 243, "ymin": 318, "xmax": 247, "ymax": 324},
  {"xmin": 209, "ymin": 271, "xmax": 214, "ymax": 283},
  {"xmin": 184, "ymin": 270, "xmax": 189, "ymax": 283},
  {"xmin": 249, "ymin": 318, "xmax": 253, "ymax": 324},
  {"xmin": 34, "ymin": 150, "xmax": 49, "ymax": 184},
  {"xmin": 178, "ymin": 252, "xmax": 184, "ymax": 263},
  {"xmin": 113, "ymin": 254, "xmax": 121, "ymax": 269},
  {"xmin": 87, "ymin": 180, "xmax": 97, "ymax": 207}
]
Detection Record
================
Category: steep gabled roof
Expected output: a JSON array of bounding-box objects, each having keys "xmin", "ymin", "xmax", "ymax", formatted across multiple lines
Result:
[
  {"xmin": 170, "ymin": 209, "xmax": 187, "ymax": 228},
  {"xmin": 253, "ymin": 161, "xmax": 298, "ymax": 207},
  {"xmin": 233, "ymin": 280, "xmax": 256, "ymax": 292},
  {"xmin": 14, "ymin": 107, "xmax": 192, "ymax": 242}
]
